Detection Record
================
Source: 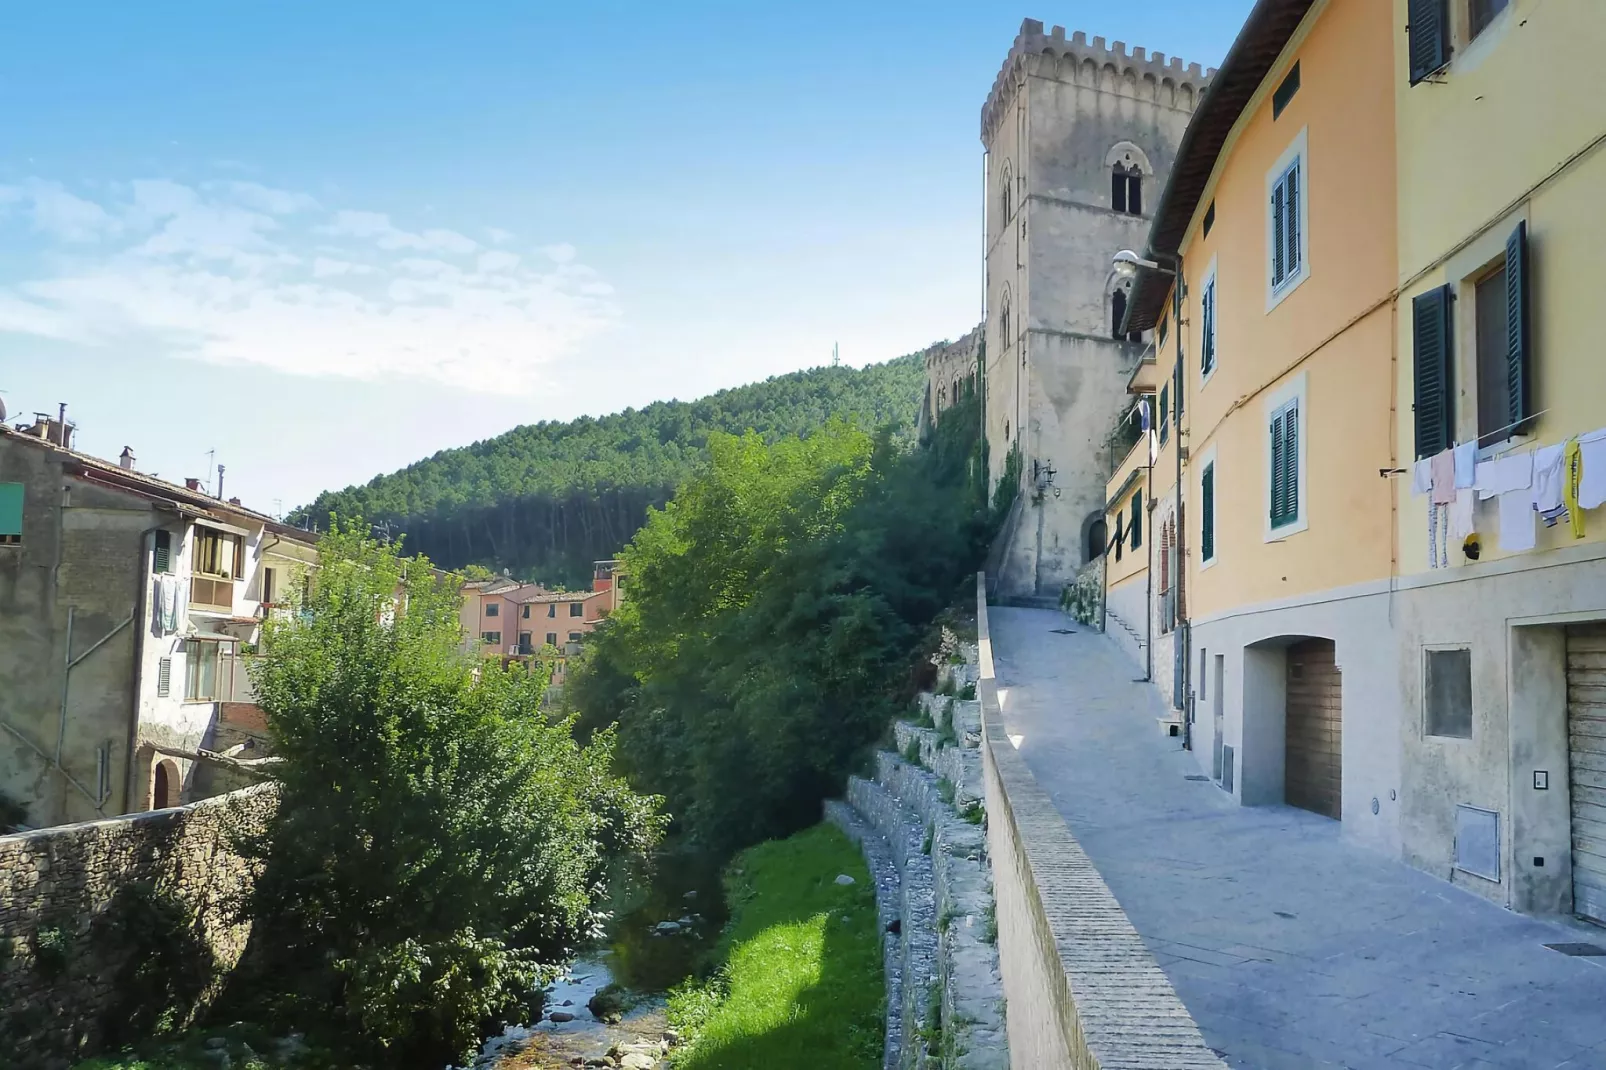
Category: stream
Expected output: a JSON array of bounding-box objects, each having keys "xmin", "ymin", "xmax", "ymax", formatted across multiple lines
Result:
[{"xmin": 472, "ymin": 847, "xmax": 728, "ymax": 1070}]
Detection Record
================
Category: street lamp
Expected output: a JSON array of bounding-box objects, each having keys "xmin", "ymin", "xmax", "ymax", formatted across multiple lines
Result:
[{"xmin": 1111, "ymin": 249, "xmax": 1169, "ymax": 278}]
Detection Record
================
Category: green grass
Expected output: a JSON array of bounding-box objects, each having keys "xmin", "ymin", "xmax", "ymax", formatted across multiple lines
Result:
[{"xmin": 667, "ymin": 823, "xmax": 883, "ymax": 1070}]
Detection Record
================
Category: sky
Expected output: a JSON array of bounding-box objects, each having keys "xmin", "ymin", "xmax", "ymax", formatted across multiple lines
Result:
[{"xmin": 0, "ymin": 1, "xmax": 1250, "ymax": 513}]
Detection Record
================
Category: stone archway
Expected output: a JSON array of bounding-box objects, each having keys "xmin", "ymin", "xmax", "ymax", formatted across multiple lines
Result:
[{"xmin": 152, "ymin": 758, "xmax": 180, "ymax": 810}]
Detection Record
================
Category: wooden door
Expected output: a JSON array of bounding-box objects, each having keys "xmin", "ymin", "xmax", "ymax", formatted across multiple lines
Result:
[
  {"xmin": 1285, "ymin": 639, "xmax": 1342, "ymax": 819},
  {"xmin": 1567, "ymin": 624, "xmax": 1606, "ymax": 923}
]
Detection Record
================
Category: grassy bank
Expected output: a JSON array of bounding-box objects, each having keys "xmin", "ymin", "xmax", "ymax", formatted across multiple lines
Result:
[{"xmin": 667, "ymin": 823, "xmax": 883, "ymax": 1070}]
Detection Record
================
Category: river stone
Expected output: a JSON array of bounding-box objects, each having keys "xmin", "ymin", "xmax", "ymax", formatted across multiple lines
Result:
[
  {"xmin": 654, "ymin": 920, "xmax": 681, "ymax": 934},
  {"xmin": 834, "ymin": 873, "xmax": 856, "ymax": 886},
  {"xmin": 620, "ymin": 1054, "xmax": 656, "ymax": 1069},
  {"xmin": 548, "ymin": 1010, "xmax": 576, "ymax": 1023}
]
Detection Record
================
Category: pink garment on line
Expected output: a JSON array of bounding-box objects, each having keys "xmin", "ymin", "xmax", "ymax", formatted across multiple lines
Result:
[{"xmin": 1431, "ymin": 449, "xmax": 1456, "ymax": 505}]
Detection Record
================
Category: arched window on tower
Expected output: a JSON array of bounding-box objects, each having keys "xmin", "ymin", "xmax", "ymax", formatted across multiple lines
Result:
[
  {"xmin": 1110, "ymin": 282, "xmax": 1144, "ymax": 343},
  {"xmin": 1000, "ymin": 291, "xmax": 1012, "ymax": 356},
  {"xmin": 1001, "ymin": 161, "xmax": 1014, "ymax": 223},
  {"xmin": 1112, "ymin": 163, "xmax": 1142, "ymax": 216}
]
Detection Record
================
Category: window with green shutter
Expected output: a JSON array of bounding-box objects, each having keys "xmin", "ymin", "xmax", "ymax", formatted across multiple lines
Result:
[
  {"xmin": 1270, "ymin": 399, "xmax": 1300, "ymax": 529},
  {"xmin": 1201, "ymin": 464, "xmax": 1216, "ymax": 562},
  {"xmin": 153, "ymin": 530, "xmax": 173, "ymax": 574},
  {"xmin": 1408, "ymin": 0, "xmax": 1451, "ymax": 85},
  {"xmin": 1130, "ymin": 491, "xmax": 1143, "ymax": 550},
  {"xmin": 1412, "ymin": 285, "xmax": 1454, "ymax": 459},
  {"xmin": 0, "ymin": 482, "xmax": 22, "ymax": 544},
  {"xmin": 1201, "ymin": 276, "xmax": 1217, "ymax": 377},
  {"xmin": 1159, "ymin": 383, "xmax": 1170, "ymax": 445},
  {"xmin": 1114, "ymin": 513, "xmax": 1125, "ymax": 562},
  {"xmin": 1503, "ymin": 221, "xmax": 1531, "ymax": 435},
  {"xmin": 1271, "ymin": 159, "xmax": 1302, "ymax": 293}
]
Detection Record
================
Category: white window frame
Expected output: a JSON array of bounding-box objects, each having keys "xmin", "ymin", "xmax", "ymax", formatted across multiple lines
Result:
[
  {"xmin": 1197, "ymin": 443, "xmax": 1219, "ymax": 570},
  {"xmin": 1199, "ymin": 256, "xmax": 1220, "ymax": 389},
  {"xmin": 1263, "ymin": 372, "xmax": 1309, "ymax": 542},
  {"xmin": 1265, "ymin": 127, "xmax": 1310, "ymax": 311}
]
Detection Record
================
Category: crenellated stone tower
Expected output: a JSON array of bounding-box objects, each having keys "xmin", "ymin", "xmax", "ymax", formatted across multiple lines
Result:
[{"xmin": 982, "ymin": 19, "xmax": 1209, "ymax": 598}]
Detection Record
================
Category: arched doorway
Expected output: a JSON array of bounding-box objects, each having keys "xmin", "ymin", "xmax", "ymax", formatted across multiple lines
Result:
[{"xmin": 152, "ymin": 759, "xmax": 180, "ymax": 809}]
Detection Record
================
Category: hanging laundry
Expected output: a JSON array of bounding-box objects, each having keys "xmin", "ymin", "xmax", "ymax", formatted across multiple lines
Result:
[
  {"xmin": 159, "ymin": 574, "xmax": 180, "ymax": 635},
  {"xmin": 1411, "ymin": 458, "xmax": 1433, "ymax": 496},
  {"xmin": 1431, "ymin": 448, "xmax": 1456, "ymax": 505},
  {"xmin": 1579, "ymin": 429, "xmax": 1606, "ymax": 510},
  {"xmin": 1448, "ymin": 488, "xmax": 1476, "ymax": 544},
  {"xmin": 1563, "ymin": 438, "xmax": 1585, "ymax": 538},
  {"xmin": 1427, "ymin": 500, "xmax": 1441, "ymax": 568},
  {"xmin": 1540, "ymin": 504, "xmax": 1569, "ymax": 528},
  {"xmin": 1532, "ymin": 442, "xmax": 1566, "ymax": 513},
  {"xmin": 1498, "ymin": 489, "xmax": 1536, "ymax": 552},
  {"xmin": 1453, "ymin": 441, "xmax": 1477, "ymax": 489},
  {"xmin": 1476, "ymin": 450, "xmax": 1533, "ymax": 499}
]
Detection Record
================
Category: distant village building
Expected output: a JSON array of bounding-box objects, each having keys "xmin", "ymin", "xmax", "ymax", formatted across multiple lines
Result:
[
  {"xmin": 0, "ymin": 415, "xmax": 317, "ymax": 830},
  {"xmin": 459, "ymin": 559, "xmax": 624, "ymax": 686}
]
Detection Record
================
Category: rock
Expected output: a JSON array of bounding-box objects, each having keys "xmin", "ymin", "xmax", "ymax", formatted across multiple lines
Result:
[
  {"xmin": 677, "ymin": 916, "xmax": 695, "ymax": 926},
  {"xmin": 834, "ymin": 874, "xmax": 856, "ymax": 886},
  {"xmin": 662, "ymin": 1028, "xmax": 682, "ymax": 1045},
  {"xmin": 584, "ymin": 1059, "xmax": 614, "ymax": 1068},
  {"xmin": 561, "ymin": 999, "xmax": 573, "ymax": 1006},
  {"xmin": 682, "ymin": 889, "xmax": 697, "ymax": 900},
  {"xmin": 548, "ymin": 1010, "xmax": 576, "ymax": 1023},
  {"xmin": 620, "ymin": 1053, "xmax": 657, "ymax": 1069},
  {"xmin": 886, "ymin": 918, "xmax": 902, "ymax": 934},
  {"xmin": 654, "ymin": 920, "xmax": 681, "ymax": 934}
]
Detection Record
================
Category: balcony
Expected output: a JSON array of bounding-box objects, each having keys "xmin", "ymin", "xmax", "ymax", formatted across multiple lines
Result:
[{"xmin": 190, "ymin": 575, "xmax": 235, "ymax": 613}]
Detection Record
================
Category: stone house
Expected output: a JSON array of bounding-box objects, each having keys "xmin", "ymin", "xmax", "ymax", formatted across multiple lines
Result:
[{"xmin": 0, "ymin": 417, "xmax": 317, "ymax": 830}]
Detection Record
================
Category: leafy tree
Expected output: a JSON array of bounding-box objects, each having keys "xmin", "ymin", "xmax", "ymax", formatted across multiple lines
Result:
[
  {"xmin": 568, "ymin": 388, "xmax": 990, "ymax": 857},
  {"xmin": 240, "ymin": 525, "xmax": 664, "ymax": 1068},
  {"xmin": 291, "ymin": 355, "xmax": 927, "ymax": 586}
]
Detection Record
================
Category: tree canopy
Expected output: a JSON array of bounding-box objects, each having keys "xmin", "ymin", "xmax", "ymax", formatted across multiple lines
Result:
[{"xmin": 292, "ymin": 356, "xmax": 926, "ymax": 587}]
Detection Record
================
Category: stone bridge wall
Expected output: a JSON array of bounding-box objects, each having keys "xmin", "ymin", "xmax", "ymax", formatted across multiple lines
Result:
[{"xmin": 0, "ymin": 785, "xmax": 275, "ymax": 1069}]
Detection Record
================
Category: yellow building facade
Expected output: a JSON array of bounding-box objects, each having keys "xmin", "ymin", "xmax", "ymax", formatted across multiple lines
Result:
[{"xmin": 1103, "ymin": 0, "xmax": 1606, "ymax": 916}]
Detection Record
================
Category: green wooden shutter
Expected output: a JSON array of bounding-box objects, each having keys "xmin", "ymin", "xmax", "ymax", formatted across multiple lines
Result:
[
  {"xmin": 0, "ymin": 482, "xmax": 22, "ymax": 537},
  {"xmin": 1159, "ymin": 383, "xmax": 1170, "ymax": 444},
  {"xmin": 1270, "ymin": 411, "xmax": 1285, "ymax": 523},
  {"xmin": 1272, "ymin": 181, "xmax": 1287, "ymax": 286},
  {"xmin": 1131, "ymin": 491, "xmax": 1143, "ymax": 549},
  {"xmin": 1412, "ymin": 286, "xmax": 1454, "ymax": 459},
  {"xmin": 153, "ymin": 530, "xmax": 172, "ymax": 574},
  {"xmin": 1505, "ymin": 221, "xmax": 1531, "ymax": 431},
  {"xmin": 1201, "ymin": 465, "xmax": 1215, "ymax": 561},
  {"xmin": 1408, "ymin": 0, "xmax": 1451, "ymax": 85},
  {"xmin": 1281, "ymin": 401, "xmax": 1300, "ymax": 524},
  {"xmin": 1114, "ymin": 513, "xmax": 1124, "ymax": 561},
  {"xmin": 1202, "ymin": 282, "xmax": 1215, "ymax": 375},
  {"xmin": 1286, "ymin": 163, "xmax": 1301, "ymax": 276}
]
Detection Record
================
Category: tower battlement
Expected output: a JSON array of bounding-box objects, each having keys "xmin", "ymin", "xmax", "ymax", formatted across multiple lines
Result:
[{"xmin": 981, "ymin": 18, "xmax": 1213, "ymax": 142}]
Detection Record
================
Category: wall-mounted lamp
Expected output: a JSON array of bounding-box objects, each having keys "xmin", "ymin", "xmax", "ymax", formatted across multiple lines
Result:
[{"xmin": 1111, "ymin": 249, "xmax": 1174, "ymax": 279}]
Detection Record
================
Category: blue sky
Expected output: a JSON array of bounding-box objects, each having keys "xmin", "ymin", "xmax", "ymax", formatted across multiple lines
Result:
[{"xmin": 0, "ymin": 1, "xmax": 1249, "ymax": 512}]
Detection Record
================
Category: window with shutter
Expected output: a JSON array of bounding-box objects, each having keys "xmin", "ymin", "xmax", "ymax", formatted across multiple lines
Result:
[
  {"xmin": 1159, "ymin": 383, "xmax": 1170, "ymax": 445},
  {"xmin": 1271, "ymin": 160, "xmax": 1302, "ymax": 293},
  {"xmin": 1201, "ymin": 464, "xmax": 1216, "ymax": 562},
  {"xmin": 1114, "ymin": 513, "xmax": 1124, "ymax": 562},
  {"xmin": 1201, "ymin": 274, "xmax": 1217, "ymax": 377},
  {"xmin": 261, "ymin": 565, "xmax": 276, "ymax": 605},
  {"xmin": 1412, "ymin": 286, "xmax": 1455, "ymax": 459},
  {"xmin": 1504, "ymin": 221, "xmax": 1531, "ymax": 434},
  {"xmin": 157, "ymin": 657, "xmax": 172, "ymax": 698},
  {"xmin": 1408, "ymin": 0, "xmax": 1451, "ymax": 84},
  {"xmin": 1270, "ymin": 399, "xmax": 1301, "ymax": 530},
  {"xmin": 153, "ymin": 530, "xmax": 172, "ymax": 574},
  {"xmin": 1130, "ymin": 491, "xmax": 1143, "ymax": 550}
]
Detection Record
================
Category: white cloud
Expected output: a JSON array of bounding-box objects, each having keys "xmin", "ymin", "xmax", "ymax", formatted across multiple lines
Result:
[{"xmin": 0, "ymin": 178, "xmax": 618, "ymax": 392}]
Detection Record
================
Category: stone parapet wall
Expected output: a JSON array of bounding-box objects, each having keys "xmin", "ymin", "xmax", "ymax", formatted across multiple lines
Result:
[
  {"xmin": 974, "ymin": 573, "xmax": 1224, "ymax": 1069},
  {"xmin": 0, "ymin": 785, "xmax": 276, "ymax": 1068}
]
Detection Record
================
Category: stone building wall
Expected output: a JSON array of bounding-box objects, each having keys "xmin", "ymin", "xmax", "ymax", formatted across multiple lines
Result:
[{"xmin": 0, "ymin": 784, "xmax": 275, "ymax": 1068}]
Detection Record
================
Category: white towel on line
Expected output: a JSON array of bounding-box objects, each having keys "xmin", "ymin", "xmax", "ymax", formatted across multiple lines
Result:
[
  {"xmin": 1453, "ymin": 441, "xmax": 1477, "ymax": 489},
  {"xmin": 1411, "ymin": 458, "xmax": 1433, "ymax": 496},
  {"xmin": 1531, "ymin": 442, "xmax": 1566, "ymax": 512},
  {"xmin": 1498, "ymin": 489, "xmax": 1536, "ymax": 552},
  {"xmin": 1476, "ymin": 451, "xmax": 1533, "ymax": 499}
]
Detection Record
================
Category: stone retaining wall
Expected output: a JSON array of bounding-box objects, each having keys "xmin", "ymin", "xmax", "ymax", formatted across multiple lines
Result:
[
  {"xmin": 0, "ymin": 785, "xmax": 275, "ymax": 1068},
  {"xmin": 974, "ymin": 573, "xmax": 1226, "ymax": 1069}
]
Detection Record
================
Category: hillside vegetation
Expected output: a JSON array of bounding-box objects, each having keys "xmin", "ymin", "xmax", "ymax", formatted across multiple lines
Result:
[{"xmin": 293, "ymin": 356, "xmax": 926, "ymax": 586}]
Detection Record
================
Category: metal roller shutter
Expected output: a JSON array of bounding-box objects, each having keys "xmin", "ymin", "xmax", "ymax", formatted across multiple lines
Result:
[
  {"xmin": 1567, "ymin": 624, "xmax": 1606, "ymax": 924},
  {"xmin": 1286, "ymin": 639, "xmax": 1342, "ymax": 820}
]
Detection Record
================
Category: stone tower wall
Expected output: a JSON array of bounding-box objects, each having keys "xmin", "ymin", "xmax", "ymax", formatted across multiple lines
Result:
[{"xmin": 981, "ymin": 19, "xmax": 1209, "ymax": 597}]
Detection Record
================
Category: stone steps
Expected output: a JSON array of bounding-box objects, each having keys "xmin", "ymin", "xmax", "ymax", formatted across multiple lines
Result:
[{"xmin": 827, "ymin": 684, "xmax": 1007, "ymax": 1069}]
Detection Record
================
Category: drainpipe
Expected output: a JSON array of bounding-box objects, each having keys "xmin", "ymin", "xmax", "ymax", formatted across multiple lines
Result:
[
  {"xmin": 1170, "ymin": 255, "xmax": 1191, "ymax": 751},
  {"xmin": 123, "ymin": 524, "xmax": 164, "ymax": 813}
]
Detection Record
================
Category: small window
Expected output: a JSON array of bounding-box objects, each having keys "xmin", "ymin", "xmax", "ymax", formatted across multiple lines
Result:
[
  {"xmin": 1270, "ymin": 157, "xmax": 1303, "ymax": 294},
  {"xmin": 153, "ymin": 529, "xmax": 173, "ymax": 573},
  {"xmin": 1201, "ymin": 463, "xmax": 1216, "ymax": 562},
  {"xmin": 1202, "ymin": 201, "xmax": 1216, "ymax": 238},
  {"xmin": 569, "ymin": 602, "xmax": 584, "ymax": 618},
  {"xmin": 1200, "ymin": 274, "xmax": 1218, "ymax": 377},
  {"xmin": 1469, "ymin": 0, "xmax": 1507, "ymax": 40},
  {"xmin": 1270, "ymin": 398, "xmax": 1300, "ymax": 529},
  {"xmin": 1474, "ymin": 265, "xmax": 1510, "ymax": 447},
  {"xmin": 1112, "ymin": 164, "xmax": 1142, "ymax": 216},
  {"xmin": 1130, "ymin": 491, "xmax": 1143, "ymax": 550},
  {"xmin": 1157, "ymin": 316, "xmax": 1169, "ymax": 350},
  {"xmin": 481, "ymin": 630, "xmax": 502, "ymax": 645},
  {"xmin": 1111, "ymin": 290, "xmax": 1127, "ymax": 340},
  {"xmin": 1113, "ymin": 513, "xmax": 1124, "ymax": 562},
  {"xmin": 485, "ymin": 602, "xmax": 499, "ymax": 617},
  {"xmin": 193, "ymin": 528, "xmax": 241, "ymax": 579},
  {"xmin": 1272, "ymin": 61, "xmax": 1300, "ymax": 119},
  {"xmin": 184, "ymin": 639, "xmax": 224, "ymax": 701},
  {"xmin": 546, "ymin": 632, "xmax": 558, "ymax": 647},
  {"xmin": 261, "ymin": 565, "xmax": 276, "ymax": 604},
  {"xmin": 547, "ymin": 604, "xmax": 556, "ymax": 618},
  {"xmin": 1425, "ymin": 648, "xmax": 1473, "ymax": 738},
  {"xmin": 157, "ymin": 657, "xmax": 172, "ymax": 698},
  {"xmin": 1001, "ymin": 161, "xmax": 1013, "ymax": 222},
  {"xmin": 522, "ymin": 604, "xmax": 531, "ymax": 618},
  {"xmin": 1159, "ymin": 383, "xmax": 1170, "ymax": 445},
  {"xmin": 518, "ymin": 631, "xmax": 533, "ymax": 653},
  {"xmin": 1000, "ymin": 293, "xmax": 1012, "ymax": 354},
  {"xmin": 568, "ymin": 631, "xmax": 583, "ymax": 642}
]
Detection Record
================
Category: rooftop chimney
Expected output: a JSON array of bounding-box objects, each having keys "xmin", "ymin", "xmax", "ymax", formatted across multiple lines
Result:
[
  {"xmin": 119, "ymin": 446, "xmax": 135, "ymax": 471},
  {"xmin": 228, "ymin": 496, "xmax": 241, "ymax": 506},
  {"xmin": 217, "ymin": 464, "xmax": 225, "ymax": 500},
  {"xmin": 185, "ymin": 477, "xmax": 202, "ymax": 491}
]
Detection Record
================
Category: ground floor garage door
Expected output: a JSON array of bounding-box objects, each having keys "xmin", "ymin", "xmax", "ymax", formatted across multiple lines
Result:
[
  {"xmin": 1286, "ymin": 639, "xmax": 1342, "ymax": 819},
  {"xmin": 1567, "ymin": 623, "xmax": 1606, "ymax": 924}
]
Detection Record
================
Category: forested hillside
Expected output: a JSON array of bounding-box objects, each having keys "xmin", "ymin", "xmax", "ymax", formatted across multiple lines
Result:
[{"xmin": 294, "ymin": 355, "xmax": 925, "ymax": 584}]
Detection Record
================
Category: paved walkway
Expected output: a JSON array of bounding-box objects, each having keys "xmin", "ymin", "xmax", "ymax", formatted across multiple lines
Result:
[{"xmin": 989, "ymin": 606, "xmax": 1606, "ymax": 1070}]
